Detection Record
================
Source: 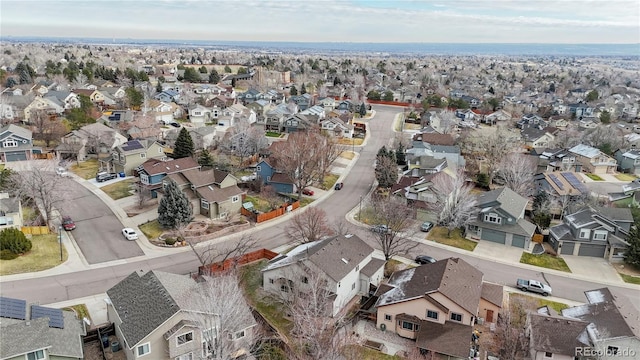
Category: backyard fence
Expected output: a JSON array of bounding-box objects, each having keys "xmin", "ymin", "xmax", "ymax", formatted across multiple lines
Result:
[
  {"xmin": 197, "ymin": 248, "xmax": 279, "ymax": 275},
  {"xmin": 21, "ymin": 226, "xmax": 50, "ymax": 235},
  {"xmin": 242, "ymin": 200, "xmax": 300, "ymax": 223}
]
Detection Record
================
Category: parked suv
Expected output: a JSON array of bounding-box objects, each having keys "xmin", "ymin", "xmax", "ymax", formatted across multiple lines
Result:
[{"xmin": 96, "ymin": 171, "xmax": 117, "ymax": 182}]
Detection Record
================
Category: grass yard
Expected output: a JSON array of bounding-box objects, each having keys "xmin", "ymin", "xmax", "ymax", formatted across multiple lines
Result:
[
  {"xmin": 100, "ymin": 179, "xmax": 135, "ymax": 200},
  {"xmin": 427, "ymin": 227, "xmax": 478, "ymax": 251},
  {"xmin": 337, "ymin": 138, "xmax": 364, "ymax": 146},
  {"xmin": 615, "ymin": 173, "xmax": 637, "ymax": 181},
  {"xmin": 342, "ymin": 346, "xmax": 404, "ymax": 360},
  {"xmin": 240, "ymin": 260, "xmax": 292, "ymax": 336},
  {"xmin": 62, "ymin": 304, "xmax": 92, "ymax": 323},
  {"xmin": 0, "ymin": 234, "xmax": 67, "ymax": 275},
  {"xmin": 69, "ymin": 159, "xmax": 100, "ymax": 179},
  {"xmin": 510, "ymin": 293, "xmax": 569, "ymax": 313},
  {"xmin": 613, "ymin": 197, "xmax": 634, "ymax": 208},
  {"xmin": 266, "ymin": 132, "xmax": 282, "ymax": 137},
  {"xmin": 340, "ymin": 151, "xmax": 355, "ymax": 160},
  {"xmin": 356, "ymin": 206, "xmax": 382, "ymax": 224},
  {"xmin": 620, "ymin": 273, "xmax": 640, "ymax": 285},
  {"xmin": 520, "ymin": 252, "xmax": 571, "ymax": 272},
  {"xmin": 139, "ymin": 220, "xmax": 164, "ymax": 240},
  {"xmin": 321, "ymin": 173, "xmax": 340, "ymax": 190},
  {"xmin": 244, "ymin": 195, "xmax": 274, "ymax": 213},
  {"xmin": 404, "ymin": 123, "xmax": 422, "ymax": 130},
  {"xmin": 585, "ymin": 173, "xmax": 604, "ymax": 181}
]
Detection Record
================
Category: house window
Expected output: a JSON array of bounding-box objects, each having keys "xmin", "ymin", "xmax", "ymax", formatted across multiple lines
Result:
[
  {"xmin": 256, "ymin": 166, "xmax": 262, "ymax": 172},
  {"xmin": 484, "ymin": 213, "xmax": 502, "ymax": 224},
  {"xmin": 26, "ymin": 350, "xmax": 45, "ymax": 360},
  {"xmin": 176, "ymin": 353, "xmax": 193, "ymax": 360},
  {"xmin": 137, "ymin": 343, "xmax": 150, "ymax": 357},
  {"xmin": 3, "ymin": 139, "xmax": 17, "ymax": 148},
  {"xmin": 140, "ymin": 174, "xmax": 149, "ymax": 184},
  {"xmin": 384, "ymin": 314, "xmax": 392, "ymax": 321},
  {"xmin": 140, "ymin": 153, "xmax": 146, "ymax": 158},
  {"xmin": 338, "ymin": 282, "xmax": 341, "ymax": 288},
  {"xmin": 301, "ymin": 276, "xmax": 308, "ymax": 284},
  {"xmin": 352, "ymin": 282, "xmax": 356, "ymax": 290},
  {"xmin": 450, "ymin": 313, "xmax": 462, "ymax": 322},
  {"xmin": 177, "ymin": 332, "xmax": 194, "ymax": 346},
  {"xmin": 544, "ymin": 352, "xmax": 553, "ymax": 358},
  {"xmin": 355, "ymin": 265, "xmax": 359, "ymax": 272},
  {"xmin": 201, "ymin": 199, "xmax": 209, "ymax": 209},
  {"xmin": 158, "ymin": 147, "xmax": 163, "ymax": 153},
  {"xmin": 232, "ymin": 195, "xmax": 239, "ymax": 203},
  {"xmin": 234, "ymin": 330, "xmax": 245, "ymax": 339},
  {"xmin": 269, "ymin": 278, "xmax": 274, "ymax": 284},
  {"xmin": 427, "ymin": 310, "xmax": 438, "ymax": 320},
  {"xmin": 280, "ymin": 285, "xmax": 289, "ymax": 293},
  {"xmin": 593, "ymin": 230, "xmax": 608, "ymax": 241},
  {"xmin": 398, "ymin": 321, "xmax": 419, "ymax": 331},
  {"xmin": 579, "ymin": 229, "xmax": 591, "ymax": 239}
]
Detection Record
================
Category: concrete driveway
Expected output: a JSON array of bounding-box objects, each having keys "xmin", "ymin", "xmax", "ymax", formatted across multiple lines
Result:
[{"xmin": 61, "ymin": 180, "xmax": 144, "ymax": 264}]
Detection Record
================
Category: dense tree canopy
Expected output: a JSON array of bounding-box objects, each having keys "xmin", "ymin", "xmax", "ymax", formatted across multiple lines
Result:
[
  {"xmin": 157, "ymin": 178, "xmax": 193, "ymax": 229},
  {"xmin": 173, "ymin": 128, "xmax": 195, "ymax": 159}
]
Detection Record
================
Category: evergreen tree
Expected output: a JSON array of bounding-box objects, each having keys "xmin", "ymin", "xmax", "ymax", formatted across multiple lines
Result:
[
  {"xmin": 208, "ymin": 68, "xmax": 220, "ymax": 84},
  {"xmin": 173, "ymin": 127, "xmax": 195, "ymax": 159},
  {"xmin": 290, "ymin": 85, "xmax": 298, "ymax": 96},
  {"xmin": 624, "ymin": 220, "xmax": 640, "ymax": 268},
  {"xmin": 198, "ymin": 148, "xmax": 215, "ymax": 167},
  {"xmin": 359, "ymin": 103, "xmax": 367, "ymax": 117},
  {"xmin": 586, "ymin": 89, "xmax": 599, "ymax": 102},
  {"xmin": 156, "ymin": 81, "xmax": 162, "ymax": 93},
  {"xmin": 600, "ymin": 110, "xmax": 611, "ymax": 124},
  {"xmin": 377, "ymin": 145, "xmax": 389, "ymax": 159},
  {"xmin": 300, "ymin": 83, "xmax": 307, "ymax": 94},
  {"xmin": 395, "ymin": 143, "xmax": 406, "ymax": 166},
  {"xmin": 224, "ymin": 65, "xmax": 232, "ymax": 73},
  {"xmin": 157, "ymin": 178, "xmax": 193, "ymax": 229}
]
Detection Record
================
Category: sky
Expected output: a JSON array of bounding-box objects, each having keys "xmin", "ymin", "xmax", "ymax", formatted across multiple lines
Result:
[{"xmin": 1, "ymin": 0, "xmax": 639, "ymax": 44}]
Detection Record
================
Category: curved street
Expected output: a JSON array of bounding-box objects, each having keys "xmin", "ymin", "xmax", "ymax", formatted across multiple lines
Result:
[{"xmin": 0, "ymin": 105, "xmax": 638, "ymax": 314}]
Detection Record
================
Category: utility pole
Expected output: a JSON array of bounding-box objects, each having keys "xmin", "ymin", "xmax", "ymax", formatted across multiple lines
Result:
[{"xmin": 58, "ymin": 226, "xmax": 63, "ymax": 262}]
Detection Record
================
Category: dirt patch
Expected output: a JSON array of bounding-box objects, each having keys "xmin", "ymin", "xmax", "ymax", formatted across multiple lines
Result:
[
  {"xmin": 123, "ymin": 201, "xmax": 158, "ymax": 217},
  {"xmin": 615, "ymin": 263, "xmax": 640, "ymax": 276}
]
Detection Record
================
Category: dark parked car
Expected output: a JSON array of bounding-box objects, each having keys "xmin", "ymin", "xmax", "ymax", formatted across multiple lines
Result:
[
  {"xmin": 370, "ymin": 224, "xmax": 390, "ymax": 234},
  {"xmin": 96, "ymin": 171, "xmax": 117, "ymax": 182},
  {"xmin": 169, "ymin": 122, "xmax": 181, "ymax": 128},
  {"xmin": 415, "ymin": 255, "xmax": 436, "ymax": 265},
  {"xmin": 334, "ymin": 182, "xmax": 344, "ymax": 190},
  {"xmin": 62, "ymin": 216, "xmax": 76, "ymax": 231},
  {"xmin": 420, "ymin": 221, "xmax": 434, "ymax": 232}
]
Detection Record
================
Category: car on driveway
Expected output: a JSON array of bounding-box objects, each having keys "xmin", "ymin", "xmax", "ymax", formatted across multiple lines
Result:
[
  {"xmin": 62, "ymin": 216, "xmax": 76, "ymax": 231},
  {"xmin": 302, "ymin": 188, "xmax": 314, "ymax": 196},
  {"xmin": 415, "ymin": 255, "xmax": 436, "ymax": 264},
  {"xmin": 370, "ymin": 224, "xmax": 390, "ymax": 234},
  {"xmin": 420, "ymin": 221, "xmax": 434, "ymax": 232},
  {"xmin": 96, "ymin": 171, "xmax": 118, "ymax": 182},
  {"xmin": 55, "ymin": 167, "xmax": 69, "ymax": 177},
  {"xmin": 334, "ymin": 182, "xmax": 344, "ymax": 190},
  {"xmin": 122, "ymin": 228, "xmax": 139, "ymax": 241}
]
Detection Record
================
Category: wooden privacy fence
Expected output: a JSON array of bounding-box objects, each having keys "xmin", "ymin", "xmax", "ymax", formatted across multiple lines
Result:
[
  {"xmin": 21, "ymin": 226, "xmax": 50, "ymax": 235},
  {"xmin": 532, "ymin": 234, "xmax": 544, "ymax": 243},
  {"xmin": 242, "ymin": 201, "xmax": 300, "ymax": 223},
  {"xmin": 198, "ymin": 248, "xmax": 279, "ymax": 275}
]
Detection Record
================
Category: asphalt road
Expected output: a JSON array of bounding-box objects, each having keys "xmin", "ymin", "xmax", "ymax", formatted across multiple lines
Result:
[
  {"xmin": 61, "ymin": 179, "xmax": 144, "ymax": 264},
  {"xmin": 2, "ymin": 105, "xmax": 638, "ymax": 313}
]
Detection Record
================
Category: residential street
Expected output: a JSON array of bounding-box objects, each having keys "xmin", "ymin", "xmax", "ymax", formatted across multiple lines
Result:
[{"xmin": 0, "ymin": 105, "xmax": 638, "ymax": 317}]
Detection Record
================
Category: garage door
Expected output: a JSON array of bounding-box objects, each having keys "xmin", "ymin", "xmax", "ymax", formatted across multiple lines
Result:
[
  {"xmin": 560, "ymin": 242, "xmax": 575, "ymax": 255},
  {"xmin": 512, "ymin": 235, "xmax": 526, "ymax": 248},
  {"xmin": 578, "ymin": 243, "xmax": 606, "ymax": 257},
  {"xmin": 481, "ymin": 228, "xmax": 506, "ymax": 244},
  {"xmin": 5, "ymin": 151, "xmax": 27, "ymax": 162}
]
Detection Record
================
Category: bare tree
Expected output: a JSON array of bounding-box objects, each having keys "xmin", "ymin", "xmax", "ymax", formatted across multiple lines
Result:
[
  {"xmin": 260, "ymin": 185, "xmax": 282, "ymax": 211},
  {"xmin": 10, "ymin": 160, "xmax": 72, "ymax": 228},
  {"xmin": 134, "ymin": 182, "xmax": 151, "ymax": 209},
  {"xmin": 270, "ymin": 132, "xmax": 325, "ymax": 198},
  {"xmin": 285, "ymin": 207, "xmax": 334, "ymax": 244},
  {"xmin": 431, "ymin": 170, "xmax": 478, "ymax": 237},
  {"xmin": 492, "ymin": 295, "xmax": 534, "ymax": 360},
  {"xmin": 188, "ymin": 233, "xmax": 258, "ymax": 268},
  {"xmin": 187, "ymin": 271, "xmax": 260, "ymax": 360},
  {"xmin": 497, "ymin": 153, "xmax": 537, "ymax": 198},
  {"xmin": 317, "ymin": 135, "xmax": 343, "ymax": 181},
  {"xmin": 370, "ymin": 196, "xmax": 418, "ymax": 260},
  {"xmin": 221, "ymin": 118, "xmax": 268, "ymax": 167},
  {"xmin": 30, "ymin": 109, "xmax": 67, "ymax": 148},
  {"xmin": 480, "ymin": 127, "xmax": 523, "ymax": 184}
]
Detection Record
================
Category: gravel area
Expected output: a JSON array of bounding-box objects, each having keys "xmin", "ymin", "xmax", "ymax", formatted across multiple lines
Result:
[{"xmin": 355, "ymin": 319, "xmax": 414, "ymax": 356}]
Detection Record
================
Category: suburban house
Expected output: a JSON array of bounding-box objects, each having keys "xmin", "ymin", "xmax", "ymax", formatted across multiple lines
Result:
[
  {"xmin": 548, "ymin": 206, "xmax": 633, "ymax": 260},
  {"xmin": 320, "ymin": 117, "xmax": 354, "ymax": 138},
  {"xmin": 137, "ymin": 157, "xmax": 200, "ymax": 198},
  {"xmin": 188, "ymin": 104, "xmax": 212, "ymax": 126},
  {"xmin": 188, "ymin": 126, "xmax": 217, "ymax": 150},
  {"xmin": 520, "ymin": 127, "xmax": 555, "ymax": 149},
  {"xmin": 106, "ymin": 270, "xmax": 257, "ymax": 360},
  {"xmin": 0, "ymin": 124, "xmax": 41, "ymax": 162},
  {"xmin": 166, "ymin": 168, "xmax": 245, "ymax": 220},
  {"xmin": 483, "ymin": 109, "xmax": 512, "ymax": 125},
  {"xmin": 533, "ymin": 172, "xmax": 587, "ymax": 217},
  {"xmin": 56, "ymin": 122, "xmax": 127, "ymax": 161},
  {"xmin": 466, "ymin": 187, "xmax": 537, "ymax": 249},
  {"xmin": 0, "ymin": 297, "xmax": 86, "ymax": 360},
  {"xmin": 255, "ymin": 159, "xmax": 295, "ymax": 194},
  {"xmin": 262, "ymin": 234, "xmax": 386, "ymax": 317},
  {"xmin": 374, "ymin": 258, "xmax": 501, "ymax": 358},
  {"xmin": 614, "ymin": 149, "xmax": 640, "ymax": 175},
  {"xmin": 0, "ymin": 193, "xmax": 23, "ymax": 230},
  {"xmin": 406, "ymin": 155, "xmax": 448, "ymax": 176},
  {"xmin": 528, "ymin": 287, "xmax": 640, "ymax": 360},
  {"xmin": 536, "ymin": 148, "xmax": 581, "ymax": 173},
  {"xmin": 283, "ymin": 114, "xmax": 319, "ymax": 133},
  {"xmin": 568, "ymin": 144, "xmax": 617, "ymax": 174},
  {"xmin": 23, "ymin": 95, "xmax": 64, "ymax": 120},
  {"xmin": 100, "ymin": 139, "xmax": 166, "ymax": 176}
]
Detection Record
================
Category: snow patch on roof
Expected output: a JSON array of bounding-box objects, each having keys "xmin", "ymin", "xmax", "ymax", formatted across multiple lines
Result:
[
  {"xmin": 377, "ymin": 268, "xmax": 416, "ymax": 306},
  {"xmin": 585, "ymin": 289, "xmax": 606, "ymax": 304},
  {"xmin": 263, "ymin": 240, "xmax": 320, "ymax": 271},
  {"xmin": 562, "ymin": 304, "xmax": 591, "ymax": 318}
]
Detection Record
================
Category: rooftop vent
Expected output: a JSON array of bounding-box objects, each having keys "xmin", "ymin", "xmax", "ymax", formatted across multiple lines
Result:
[{"xmin": 341, "ymin": 258, "xmax": 348, "ymax": 264}]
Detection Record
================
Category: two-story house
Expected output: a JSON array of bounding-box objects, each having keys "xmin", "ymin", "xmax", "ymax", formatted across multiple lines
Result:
[
  {"xmin": 0, "ymin": 193, "xmax": 22, "ymax": 230},
  {"xmin": 0, "ymin": 124, "xmax": 41, "ymax": 162},
  {"xmin": 548, "ymin": 206, "xmax": 633, "ymax": 260},
  {"xmin": 613, "ymin": 149, "xmax": 640, "ymax": 175},
  {"xmin": 56, "ymin": 122, "xmax": 127, "ymax": 161},
  {"xmin": 100, "ymin": 139, "xmax": 166, "ymax": 176},
  {"xmin": 106, "ymin": 270, "xmax": 257, "ymax": 360},
  {"xmin": 262, "ymin": 234, "xmax": 386, "ymax": 317},
  {"xmin": 520, "ymin": 127, "xmax": 555, "ymax": 149},
  {"xmin": 466, "ymin": 187, "xmax": 536, "ymax": 249},
  {"xmin": 137, "ymin": 157, "xmax": 200, "ymax": 198},
  {"xmin": 188, "ymin": 104, "xmax": 212, "ymax": 126},
  {"xmin": 568, "ymin": 144, "xmax": 617, "ymax": 174},
  {"xmin": 406, "ymin": 155, "xmax": 448, "ymax": 176},
  {"xmin": 0, "ymin": 297, "xmax": 86, "ymax": 360},
  {"xmin": 320, "ymin": 117, "xmax": 354, "ymax": 138},
  {"xmin": 537, "ymin": 148, "xmax": 581, "ymax": 173},
  {"xmin": 374, "ymin": 258, "xmax": 502, "ymax": 358},
  {"xmin": 166, "ymin": 168, "xmax": 244, "ymax": 220},
  {"xmin": 255, "ymin": 159, "xmax": 295, "ymax": 194}
]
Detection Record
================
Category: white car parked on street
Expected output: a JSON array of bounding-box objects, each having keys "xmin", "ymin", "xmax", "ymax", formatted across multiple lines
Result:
[{"xmin": 122, "ymin": 228, "xmax": 139, "ymax": 241}]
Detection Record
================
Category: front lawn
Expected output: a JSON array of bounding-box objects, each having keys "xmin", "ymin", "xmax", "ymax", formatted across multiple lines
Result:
[
  {"xmin": 520, "ymin": 252, "xmax": 571, "ymax": 272},
  {"xmin": 139, "ymin": 220, "xmax": 164, "ymax": 240},
  {"xmin": 427, "ymin": 227, "xmax": 477, "ymax": 251},
  {"xmin": 321, "ymin": 173, "xmax": 340, "ymax": 190},
  {"xmin": 342, "ymin": 346, "xmax": 403, "ymax": 360},
  {"xmin": 615, "ymin": 173, "xmax": 637, "ymax": 181},
  {"xmin": 510, "ymin": 293, "xmax": 569, "ymax": 313},
  {"xmin": 355, "ymin": 206, "xmax": 382, "ymax": 224},
  {"xmin": 585, "ymin": 173, "xmax": 604, "ymax": 181},
  {"xmin": 62, "ymin": 304, "xmax": 92, "ymax": 323},
  {"xmin": 100, "ymin": 179, "xmax": 135, "ymax": 200},
  {"xmin": 340, "ymin": 151, "xmax": 355, "ymax": 160},
  {"xmin": 69, "ymin": 159, "xmax": 100, "ymax": 179},
  {"xmin": 620, "ymin": 273, "xmax": 640, "ymax": 285},
  {"xmin": 0, "ymin": 234, "xmax": 68, "ymax": 275},
  {"xmin": 266, "ymin": 132, "xmax": 282, "ymax": 137},
  {"xmin": 337, "ymin": 138, "xmax": 364, "ymax": 146}
]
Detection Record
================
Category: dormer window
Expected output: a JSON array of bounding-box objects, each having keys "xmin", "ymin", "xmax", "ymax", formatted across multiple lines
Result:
[
  {"xmin": 3, "ymin": 139, "xmax": 17, "ymax": 148},
  {"xmin": 484, "ymin": 213, "xmax": 502, "ymax": 224},
  {"xmin": 593, "ymin": 230, "xmax": 607, "ymax": 241},
  {"xmin": 579, "ymin": 229, "xmax": 591, "ymax": 239}
]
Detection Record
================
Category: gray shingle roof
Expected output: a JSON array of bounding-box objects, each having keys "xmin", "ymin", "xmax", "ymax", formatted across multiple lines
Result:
[
  {"xmin": 476, "ymin": 187, "xmax": 527, "ymax": 220},
  {"xmin": 528, "ymin": 313, "xmax": 590, "ymax": 355},
  {"xmin": 415, "ymin": 320, "xmax": 473, "ymax": 358}
]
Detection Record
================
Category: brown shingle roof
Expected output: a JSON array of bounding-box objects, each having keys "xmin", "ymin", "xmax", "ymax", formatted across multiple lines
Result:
[
  {"xmin": 180, "ymin": 168, "xmax": 217, "ymax": 188},
  {"xmin": 197, "ymin": 185, "xmax": 244, "ymax": 204},
  {"xmin": 140, "ymin": 157, "xmax": 199, "ymax": 176},
  {"xmin": 480, "ymin": 282, "xmax": 504, "ymax": 307},
  {"xmin": 270, "ymin": 173, "xmax": 294, "ymax": 185},
  {"xmin": 306, "ymin": 234, "xmax": 374, "ymax": 283},
  {"xmin": 415, "ymin": 320, "xmax": 473, "ymax": 358},
  {"xmin": 528, "ymin": 313, "xmax": 590, "ymax": 356},
  {"xmin": 413, "ymin": 133, "xmax": 456, "ymax": 146}
]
